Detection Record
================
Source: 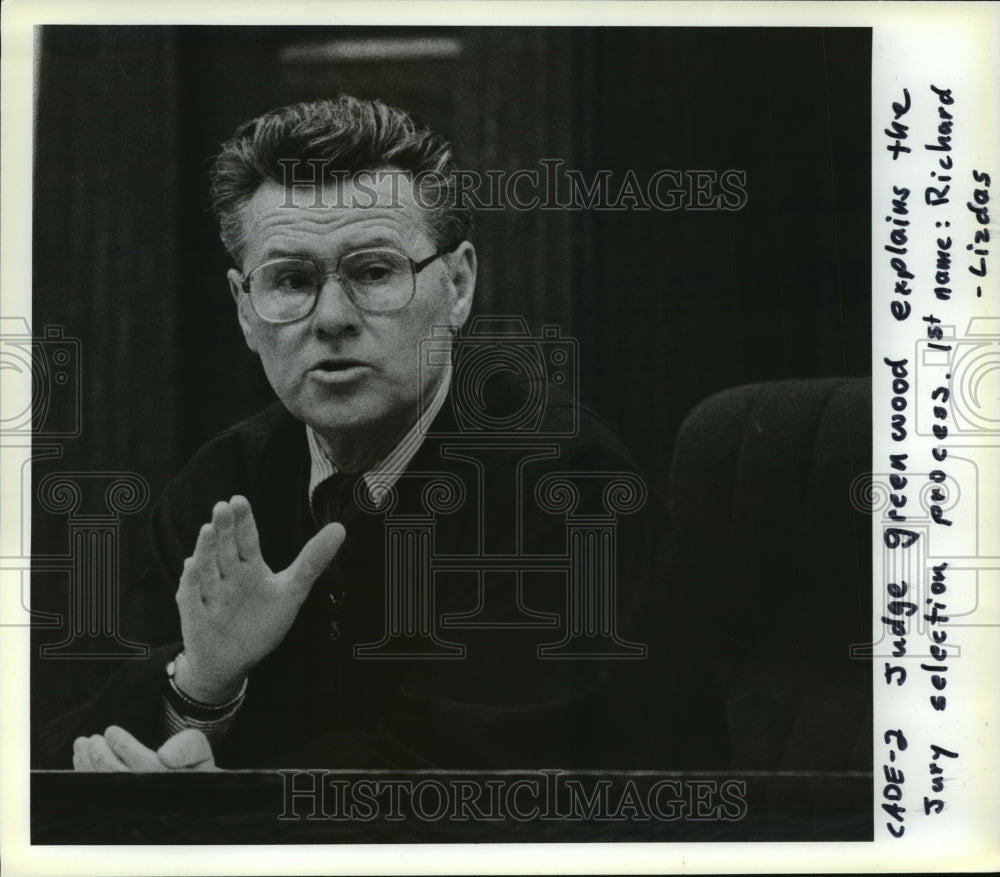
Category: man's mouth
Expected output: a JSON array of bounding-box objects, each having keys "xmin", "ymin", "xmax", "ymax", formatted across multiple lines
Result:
[
  {"xmin": 308, "ymin": 359, "xmax": 370, "ymax": 384},
  {"xmin": 313, "ymin": 358, "xmax": 365, "ymax": 372}
]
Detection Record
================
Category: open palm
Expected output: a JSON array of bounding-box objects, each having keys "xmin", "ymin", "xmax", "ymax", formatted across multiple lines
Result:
[{"xmin": 174, "ymin": 495, "xmax": 345, "ymax": 702}]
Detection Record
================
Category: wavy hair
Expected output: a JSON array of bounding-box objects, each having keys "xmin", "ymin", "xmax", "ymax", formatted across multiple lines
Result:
[{"xmin": 209, "ymin": 95, "xmax": 471, "ymax": 263}]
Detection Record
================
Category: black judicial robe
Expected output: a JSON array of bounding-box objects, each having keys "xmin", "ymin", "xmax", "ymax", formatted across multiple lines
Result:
[{"xmin": 38, "ymin": 377, "xmax": 726, "ymax": 770}]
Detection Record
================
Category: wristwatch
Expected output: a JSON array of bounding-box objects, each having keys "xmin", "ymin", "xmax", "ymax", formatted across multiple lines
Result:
[{"xmin": 164, "ymin": 652, "xmax": 247, "ymax": 720}]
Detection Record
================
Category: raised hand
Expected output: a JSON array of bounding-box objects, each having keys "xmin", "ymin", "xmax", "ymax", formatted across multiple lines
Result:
[{"xmin": 174, "ymin": 495, "xmax": 345, "ymax": 703}]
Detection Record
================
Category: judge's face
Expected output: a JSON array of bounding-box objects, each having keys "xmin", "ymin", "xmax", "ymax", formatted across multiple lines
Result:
[{"xmin": 228, "ymin": 175, "xmax": 475, "ymax": 447}]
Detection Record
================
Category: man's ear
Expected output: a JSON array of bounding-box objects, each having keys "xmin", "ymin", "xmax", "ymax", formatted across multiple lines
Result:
[
  {"xmin": 445, "ymin": 241, "xmax": 477, "ymax": 330},
  {"xmin": 227, "ymin": 268, "xmax": 259, "ymax": 354}
]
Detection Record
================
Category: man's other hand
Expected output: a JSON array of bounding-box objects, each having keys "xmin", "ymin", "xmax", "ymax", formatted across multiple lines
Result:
[
  {"xmin": 175, "ymin": 495, "xmax": 345, "ymax": 703},
  {"xmin": 72, "ymin": 726, "xmax": 218, "ymax": 772}
]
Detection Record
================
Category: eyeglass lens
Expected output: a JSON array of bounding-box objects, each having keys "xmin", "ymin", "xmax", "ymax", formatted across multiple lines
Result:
[{"xmin": 247, "ymin": 249, "xmax": 414, "ymax": 321}]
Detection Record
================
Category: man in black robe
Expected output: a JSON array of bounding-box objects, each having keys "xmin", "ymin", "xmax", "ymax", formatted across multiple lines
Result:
[{"xmin": 43, "ymin": 95, "xmax": 723, "ymax": 772}]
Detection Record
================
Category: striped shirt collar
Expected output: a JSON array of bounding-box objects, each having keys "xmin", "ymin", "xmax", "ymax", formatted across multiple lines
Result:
[{"xmin": 306, "ymin": 368, "xmax": 451, "ymax": 513}]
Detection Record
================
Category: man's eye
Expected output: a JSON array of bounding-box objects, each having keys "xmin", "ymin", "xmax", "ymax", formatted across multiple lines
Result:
[
  {"xmin": 352, "ymin": 263, "xmax": 394, "ymax": 283},
  {"xmin": 347, "ymin": 255, "xmax": 404, "ymax": 284},
  {"xmin": 274, "ymin": 270, "xmax": 314, "ymax": 292}
]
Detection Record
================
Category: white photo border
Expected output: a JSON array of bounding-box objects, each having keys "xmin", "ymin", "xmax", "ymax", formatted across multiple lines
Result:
[{"xmin": 2, "ymin": 1, "xmax": 998, "ymax": 874}]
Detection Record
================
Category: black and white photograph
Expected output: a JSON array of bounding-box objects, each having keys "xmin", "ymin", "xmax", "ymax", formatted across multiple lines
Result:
[{"xmin": 2, "ymin": 1, "xmax": 997, "ymax": 874}]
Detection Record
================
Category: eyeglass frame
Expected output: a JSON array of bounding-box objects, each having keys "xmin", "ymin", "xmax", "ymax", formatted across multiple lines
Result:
[{"xmin": 237, "ymin": 238, "xmax": 464, "ymax": 324}]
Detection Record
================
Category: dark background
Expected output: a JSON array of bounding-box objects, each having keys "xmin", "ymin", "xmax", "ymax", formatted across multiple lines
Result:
[{"xmin": 31, "ymin": 26, "xmax": 871, "ymax": 735}]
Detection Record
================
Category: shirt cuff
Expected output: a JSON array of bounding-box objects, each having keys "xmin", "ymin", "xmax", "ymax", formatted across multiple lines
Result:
[{"xmin": 162, "ymin": 694, "xmax": 242, "ymax": 744}]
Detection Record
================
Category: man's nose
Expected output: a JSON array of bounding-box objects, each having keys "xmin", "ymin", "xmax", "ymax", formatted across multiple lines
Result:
[{"xmin": 310, "ymin": 274, "xmax": 360, "ymax": 334}]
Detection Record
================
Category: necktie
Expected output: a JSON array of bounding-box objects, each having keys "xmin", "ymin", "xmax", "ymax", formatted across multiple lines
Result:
[
  {"xmin": 315, "ymin": 472, "xmax": 366, "ymax": 639},
  {"xmin": 319, "ymin": 470, "xmax": 365, "ymax": 528}
]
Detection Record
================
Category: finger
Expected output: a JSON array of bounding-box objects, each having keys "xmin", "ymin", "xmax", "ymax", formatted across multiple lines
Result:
[
  {"xmin": 85, "ymin": 734, "xmax": 132, "ymax": 772},
  {"xmin": 104, "ymin": 725, "xmax": 168, "ymax": 772},
  {"xmin": 176, "ymin": 554, "xmax": 198, "ymax": 610},
  {"xmin": 73, "ymin": 736, "xmax": 95, "ymax": 772},
  {"xmin": 230, "ymin": 495, "xmax": 261, "ymax": 563},
  {"xmin": 189, "ymin": 521, "xmax": 220, "ymax": 602},
  {"xmin": 212, "ymin": 501, "xmax": 240, "ymax": 578},
  {"xmin": 283, "ymin": 522, "xmax": 346, "ymax": 597},
  {"xmin": 157, "ymin": 729, "xmax": 217, "ymax": 771}
]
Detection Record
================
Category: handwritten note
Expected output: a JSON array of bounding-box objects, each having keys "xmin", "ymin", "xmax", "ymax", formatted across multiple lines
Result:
[{"xmin": 875, "ymin": 78, "xmax": 996, "ymax": 842}]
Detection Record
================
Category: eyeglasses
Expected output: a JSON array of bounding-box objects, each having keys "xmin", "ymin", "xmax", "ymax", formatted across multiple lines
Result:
[{"xmin": 239, "ymin": 241, "xmax": 461, "ymax": 324}]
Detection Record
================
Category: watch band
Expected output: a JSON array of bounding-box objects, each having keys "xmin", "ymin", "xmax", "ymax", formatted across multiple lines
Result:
[{"xmin": 164, "ymin": 653, "xmax": 247, "ymax": 721}]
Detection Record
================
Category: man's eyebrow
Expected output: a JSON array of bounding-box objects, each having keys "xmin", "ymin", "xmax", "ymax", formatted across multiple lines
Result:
[
  {"xmin": 260, "ymin": 237, "xmax": 405, "ymax": 261},
  {"xmin": 342, "ymin": 235, "xmax": 404, "ymax": 250},
  {"xmin": 259, "ymin": 248, "xmax": 308, "ymax": 260}
]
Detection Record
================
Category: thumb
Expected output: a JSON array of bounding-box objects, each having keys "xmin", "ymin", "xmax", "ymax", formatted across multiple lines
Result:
[
  {"xmin": 283, "ymin": 522, "xmax": 346, "ymax": 594},
  {"xmin": 157, "ymin": 729, "xmax": 217, "ymax": 770}
]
